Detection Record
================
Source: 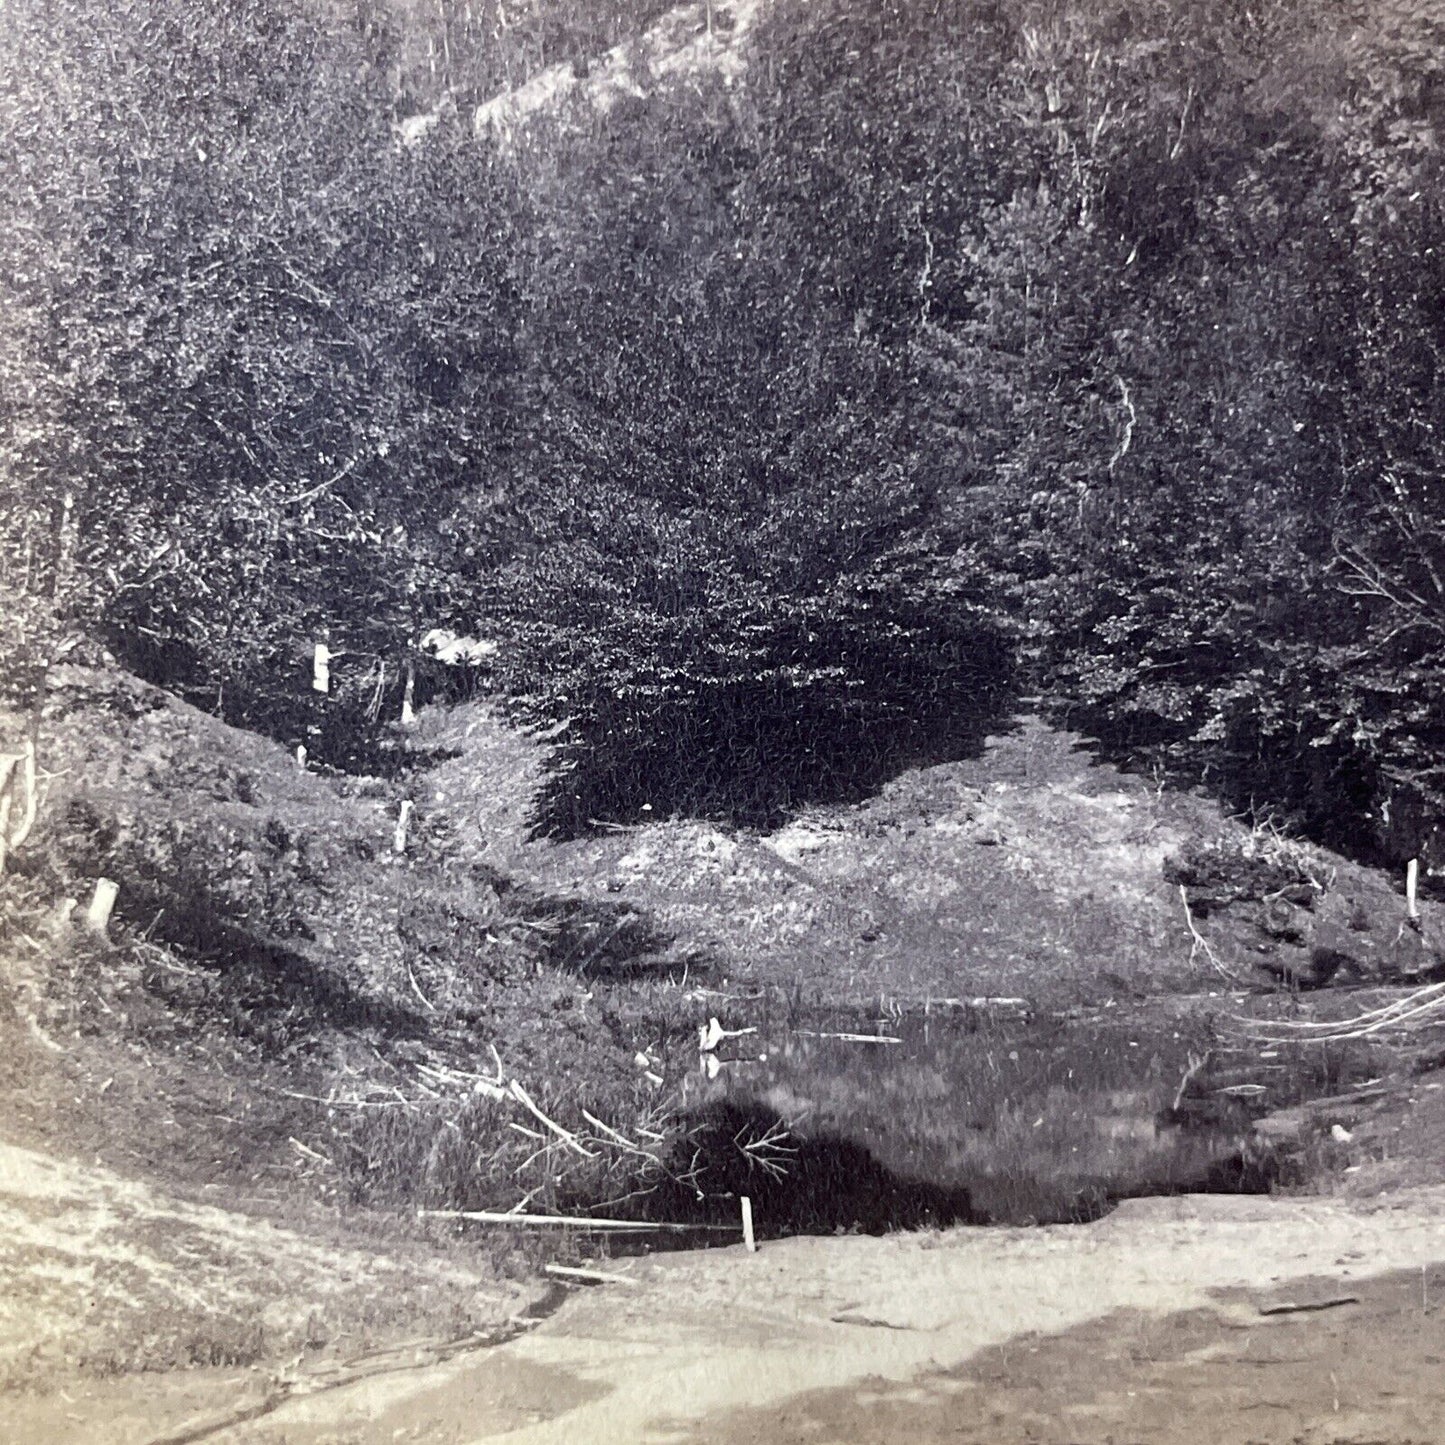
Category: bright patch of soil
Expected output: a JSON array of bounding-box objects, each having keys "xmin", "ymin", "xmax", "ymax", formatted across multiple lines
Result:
[{"xmin": 685, "ymin": 1267, "xmax": 1445, "ymax": 1445}]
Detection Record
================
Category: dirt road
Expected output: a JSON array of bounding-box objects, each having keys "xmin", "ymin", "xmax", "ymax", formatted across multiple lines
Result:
[{"xmin": 17, "ymin": 1185, "xmax": 1430, "ymax": 1445}]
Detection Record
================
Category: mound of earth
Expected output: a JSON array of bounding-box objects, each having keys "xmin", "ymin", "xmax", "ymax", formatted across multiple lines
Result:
[{"xmin": 517, "ymin": 717, "xmax": 1442, "ymax": 1004}]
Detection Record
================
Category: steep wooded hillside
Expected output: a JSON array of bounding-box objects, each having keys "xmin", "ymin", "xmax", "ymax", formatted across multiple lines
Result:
[{"xmin": 4, "ymin": 0, "xmax": 1445, "ymax": 861}]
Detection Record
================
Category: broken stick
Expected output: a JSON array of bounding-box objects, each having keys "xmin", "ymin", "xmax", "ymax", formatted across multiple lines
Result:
[
  {"xmin": 1257, "ymin": 1294, "xmax": 1359, "ymax": 1317},
  {"xmin": 509, "ymin": 1080, "xmax": 594, "ymax": 1157}
]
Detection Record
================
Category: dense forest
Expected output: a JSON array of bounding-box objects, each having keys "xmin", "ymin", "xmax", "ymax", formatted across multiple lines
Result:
[{"xmin": 3, "ymin": 0, "xmax": 1445, "ymax": 858}]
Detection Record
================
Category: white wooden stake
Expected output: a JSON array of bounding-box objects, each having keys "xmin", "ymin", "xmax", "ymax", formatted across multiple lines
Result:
[
  {"xmin": 741, "ymin": 1195, "xmax": 756, "ymax": 1252},
  {"xmin": 0, "ymin": 740, "xmax": 37, "ymax": 874},
  {"xmin": 401, "ymin": 662, "xmax": 416, "ymax": 725},
  {"xmin": 85, "ymin": 878, "xmax": 119, "ymax": 935},
  {"xmin": 1408, "ymin": 858, "xmax": 1421, "ymax": 920},
  {"xmin": 295, "ymin": 744, "xmax": 307, "ymax": 769},
  {"xmin": 393, "ymin": 799, "xmax": 413, "ymax": 855},
  {"xmin": 312, "ymin": 642, "xmax": 331, "ymax": 694}
]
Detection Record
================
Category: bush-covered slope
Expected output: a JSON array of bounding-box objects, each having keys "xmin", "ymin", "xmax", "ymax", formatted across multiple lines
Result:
[{"xmin": 4, "ymin": 0, "xmax": 1445, "ymax": 857}]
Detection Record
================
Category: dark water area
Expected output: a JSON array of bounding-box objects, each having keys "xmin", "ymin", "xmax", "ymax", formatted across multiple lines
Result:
[{"xmin": 625, "ymin": 1003, "xmax": 1387, "ymax": 1246}]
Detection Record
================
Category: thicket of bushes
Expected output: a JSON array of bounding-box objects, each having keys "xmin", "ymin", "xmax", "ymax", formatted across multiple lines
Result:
[{"xmin": 4, "ymin": 0, "xmax": 1445, "ymax": 854}]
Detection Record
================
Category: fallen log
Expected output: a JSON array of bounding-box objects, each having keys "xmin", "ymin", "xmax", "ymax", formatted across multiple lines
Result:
[
  {"xmin": 544, "ymin": 1263, "xmax": 638, "ymax": 1285},
  {"xmin": 418, "ymin": 1208, "xmax": 734, "ymax": 1232}
]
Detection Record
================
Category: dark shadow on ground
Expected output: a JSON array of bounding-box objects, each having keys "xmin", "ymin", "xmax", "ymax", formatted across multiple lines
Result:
[
  {"xmin": 132, "ymin": 907, "xmax": 429, "ymax": 1044},
  {"xmin": 617, "ymin": 1100, "xmax": 981, "ymax": 1243},
  {"xmin": 107, "ymin": 628, "xmax": 460, "ymax": 779},
  {"xmin": 670, "ymin": 1268, "xmax": 1445, "ymax": 1445},
  {"xmin": 533, "ymin": 627, "xmax": 1019, "ymax": 838},
  {"xmin": 500, "ymin": 882, "xmax": 706, "ymax": 980}
]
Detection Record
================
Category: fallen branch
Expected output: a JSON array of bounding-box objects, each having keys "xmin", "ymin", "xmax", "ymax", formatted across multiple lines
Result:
[
  {"xmin": 581, "ymin": 1108, "xmax": 638, "ymax": 1149},
  {"xmin": 1234, "ymin": 986, "xmax": 1445, "ymax": 1033},
  {"xmin": 1171, "ymin": 1049, "xmax": 1210, "ymax": 1112},
  {"xmin": 795, "ymin": 1030, "xmax": 902, "ymax": 1044},
  {"xmin": 141, "ymin": 1324, "xmax": 522, "ymax": 1445},
  {"xmin": 406, "ymin": 962, "xmax": 436, "ymax": 1013},
  {"xmin": 270, "ymin": 1086, "xmax": 413, "ymax": 1109},
  {"xmin": 1181, "ymin": 886, "xmax": 1250, "ymax": 986},
  {"xmin": 928, "ymin": 996, "xmax": 1030, "ymax": 1011},
  {"xmin": 1258, "ymin": 1294, "xmax": 1359, "ymax": 1317},
  {"xmin": 581, "ymin": 1109, "xmax": 662, "ymax": 1164},
  {"xmin": 736, "ymin": 1118, "xmax": 797, "ymax": 1181},
  {"xmin": 412, "ymin": 1059, "xmax": 507, "ymax": 1100},
  {"xmin": 287, "ymin": 1136, "xmax": 334, "ymax": 1167},
  {"xmin": 1234, "ymin": 983, "xmax": 1445, "ymax": 1044},
  {"xmin": 1297, "ymin": 1081, "xmax": 1387, "ymax": 1107},
  {"xmin": 829, "ymin": 1313, "xmax": 914, "ymax": 1330},
  {"xmin": 140, "ymin": 1388, "xmax": 290, "ymax": 1445},
  {"xmin": 544, "ymin": 1263, "xmax": 638, "ymax": 1285},
  {"xmin": 418, "ymin": 1208, "xmax": 733, "ymax": 1232},
  {"xmin": 509, "ymin": 1080, "xmax": 594, "ymax": 1157}
]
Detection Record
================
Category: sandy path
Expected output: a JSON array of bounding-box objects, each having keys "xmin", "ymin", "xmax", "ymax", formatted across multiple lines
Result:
[{"xmin": 172, "ymin": 1186, "xmax": 1445, "ymax": 1445}]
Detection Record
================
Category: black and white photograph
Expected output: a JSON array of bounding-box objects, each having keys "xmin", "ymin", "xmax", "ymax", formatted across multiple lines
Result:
[{"xmin": 4, "ymin": 1, "xmax": 1445, "ymax": 1440}]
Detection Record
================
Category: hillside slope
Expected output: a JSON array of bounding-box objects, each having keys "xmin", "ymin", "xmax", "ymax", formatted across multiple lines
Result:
[{"xmin": 4, "ymin": 666, "xmax": 1445, "ymax": 1432}]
